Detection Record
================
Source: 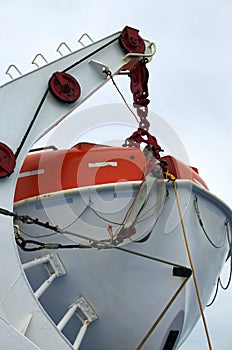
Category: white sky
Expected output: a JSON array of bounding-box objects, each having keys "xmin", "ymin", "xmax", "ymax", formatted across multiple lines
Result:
[{"xmin": 0, "ymin": 1, "xmax": 232, "ymax": 349}]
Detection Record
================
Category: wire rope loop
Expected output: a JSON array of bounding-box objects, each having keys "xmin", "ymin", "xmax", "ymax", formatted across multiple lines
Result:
[
  {"xmin": 219, "ymin": 254, "xmax": 232, "ymax": 290},
  {"xmin": 193, "ymin": 196, "xmax": 227, "ymax": 249},
  {"xmin": 207, "ymin": 245, "xmax": 232, "ymax": 307}
]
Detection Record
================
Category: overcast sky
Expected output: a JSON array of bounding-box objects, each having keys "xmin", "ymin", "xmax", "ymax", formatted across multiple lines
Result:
[{"xmin": 0, "ymin": 1, "xmax": 231, "ymax": 349}]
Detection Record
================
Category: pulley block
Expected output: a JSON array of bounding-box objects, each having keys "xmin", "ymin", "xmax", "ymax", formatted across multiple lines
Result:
[
  {"xmin": 130, "ymin": 62, "xmax": 149, "ymax": 106},
  {"xmin": 49, "ymin": 72, "xmax": 81, "ymax": 103},
  {"xmin": 0, "ymin": 142, "xmax": 16, "ymax": 178},
  {"xmin": 119, "ymin": 26, "xmax": 145, "ymax": 54}
]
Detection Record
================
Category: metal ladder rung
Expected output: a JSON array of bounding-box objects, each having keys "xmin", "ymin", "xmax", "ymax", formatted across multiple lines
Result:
[
  {"xmin": 77, "ymin": 33, "xmax": 94, "ymax": 47},
  {"xmin": 23, "ymin": 253, "xmax": 66, "ymax": 299},
  {"xmin": 34, "ymin": 272, "xmax": 58, "ymax": 299},
  {"xmin": 22, "ymin": 255, "xmax": 50, "ymax": 270},
  {"xmin": 73, "ymin": 320, "xmax": 89, "ymax": 350},
  {"xmin": 56, "ymin": 42, "xmax": 72, "ymax": 56},
  {"xmin": 57, "ymin": 296, "xmax": 98, "ymax": 350},
  {"xmin": 57, "ymin": 302, "xmax": 78, "ymax": 331}
]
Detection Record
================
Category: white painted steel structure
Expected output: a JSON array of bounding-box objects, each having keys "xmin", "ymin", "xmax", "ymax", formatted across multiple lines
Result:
[{"xmin": 0, "ymin": 28, "xmax": 231, "ymax": 350}]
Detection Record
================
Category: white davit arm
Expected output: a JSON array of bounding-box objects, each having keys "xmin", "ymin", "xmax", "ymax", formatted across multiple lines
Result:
[
  {"xmin": 0, "ymin": 27, "xmax": 155, "ymax": 350},
  {"xmin": 0, "ymin": 26, "xmax": 155, "ymax": 172}
]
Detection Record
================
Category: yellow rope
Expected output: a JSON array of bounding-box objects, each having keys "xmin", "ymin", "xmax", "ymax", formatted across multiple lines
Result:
[
  {"xmin": 172, "ymin": 177, "xmax": 213, "ymax": 350},
  {"xmin": 136, "ymin": 276, "xmax": 190, "ymax": 350}
]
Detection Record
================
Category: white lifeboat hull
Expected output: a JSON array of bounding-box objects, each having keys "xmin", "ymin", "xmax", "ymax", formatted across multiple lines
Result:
[{"xmin": 13, "ymin": 179, "xmax": 231, "ymax": 349}]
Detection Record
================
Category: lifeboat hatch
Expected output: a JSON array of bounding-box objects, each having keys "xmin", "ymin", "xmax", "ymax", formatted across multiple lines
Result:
[
  {"xmin": 163, "ymin": 330, "xmax": 179, "ymax": 349},
  {"xmin": 161, "ymin": 310, "xmax": 184, "ymax": 349}
]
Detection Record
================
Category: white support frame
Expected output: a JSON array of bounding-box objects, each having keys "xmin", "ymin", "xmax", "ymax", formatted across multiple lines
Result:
[{"xmin": 0, "ymin": 28, "xmax": 154, "ymax": 349}]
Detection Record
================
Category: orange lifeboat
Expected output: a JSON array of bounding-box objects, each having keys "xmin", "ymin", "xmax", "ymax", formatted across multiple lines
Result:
[{"xmin": 14, "ymin": 142, "xmax": 208, "ymax": 203}]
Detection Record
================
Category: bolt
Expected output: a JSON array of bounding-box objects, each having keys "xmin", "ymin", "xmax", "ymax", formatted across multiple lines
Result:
[{"xmin": 62, "ymin": 82, "xmax": 71, "ymax": 93}]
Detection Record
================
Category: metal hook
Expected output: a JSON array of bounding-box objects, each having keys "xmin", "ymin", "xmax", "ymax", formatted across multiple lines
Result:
[
  {"xmin": 78, "ymin": 33, "xmax": 94, "ymax": 47},
  {"xmin": 5, "ymin": 64, "xmax": 22, "ymax": 80},
  {"xmin": 123, "ymin": 42, "xmax": 156, "ymax": 63},
  {"xmin": 14, "ymin": 224, "xmax": 21, "ymax": 236},
  {"xmin": 56, "ymin": 42, "xmax": 72, "ymax": 57},
  {"xmin": 31, "ymin": 53, "xmax": 48, "ymax": 68}
]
